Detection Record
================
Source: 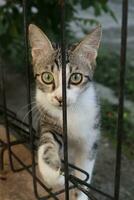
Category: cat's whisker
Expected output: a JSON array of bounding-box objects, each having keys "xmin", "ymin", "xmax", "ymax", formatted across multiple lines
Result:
[
  {"xmin": 20, "ymin": 105, "xmax": 38, "ymax": 130},
  {"xmin": 16, "ymin": 101, "xmax": 36, "ymax": 116},
  {"xmin": 19, "ymin": 108, "xmax": 38, "ymax": 136},
  {"xmin": 23, "ymin": 105, "xmax": 37, "ymax": 122},
  {"xmin": 33, "ymin": 109, "xmax": 40, "ymax": 122},
  {"xmin": 28, "ymin": 24, "xmax": 102, "ymax": 195}
]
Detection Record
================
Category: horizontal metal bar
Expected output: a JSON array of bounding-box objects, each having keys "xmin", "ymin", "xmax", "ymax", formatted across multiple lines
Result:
[
  {"xmin": 43, "ymin": 185, "xmax": 75, "ymax": 200},
  {"xmin": 10, "ymin": 150, "xmax": 60, "ymax": 200},
  {"xmin": 69, "ymin": 175, "xmax": 114, "ymax": 200},
  {"xmin": 71, "ymin": 180, "xmax": 98, "ymax": 200},
  {"xmin": 1, "ymin": 106, "xmax": 114, "ymax": 199},
  {"xmin": 62, "ymin": 160, "xmax": 89, "ymax": 182},
  {"xmin": 0, "ymin": 105, "xmax": 16, "ymax": 118},
  {"xmin": 0, "ymin": 139, "xmax": 22, "ymax": 148}
]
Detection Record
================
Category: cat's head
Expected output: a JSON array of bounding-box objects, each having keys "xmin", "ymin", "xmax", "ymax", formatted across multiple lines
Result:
[{"xmin": 29, "ymin": 24, "xmax": 102, "ymax": 111}]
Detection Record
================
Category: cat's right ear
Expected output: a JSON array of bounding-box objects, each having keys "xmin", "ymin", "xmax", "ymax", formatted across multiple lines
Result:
[{"xmin": 28, "ymin": 24, "xmax": 54, "ymax": 60}]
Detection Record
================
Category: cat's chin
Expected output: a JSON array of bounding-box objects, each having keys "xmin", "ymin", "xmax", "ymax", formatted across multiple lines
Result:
[
  {"xmin": 52, "ymin": 104, "xmax": 71, "ymax": 110},
  {"xmin": 53, "ymin": 105, "xmax": 66, "ymax": 111}
]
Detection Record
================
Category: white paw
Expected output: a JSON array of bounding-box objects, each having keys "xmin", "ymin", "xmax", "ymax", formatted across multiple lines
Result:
[
  {"xmin": 38, "ymin": 145, "xmax": 64, "ymax": 187},
  {"xmin": 77, "ymin": 193, "xmax": 89, "ymax": 200}
]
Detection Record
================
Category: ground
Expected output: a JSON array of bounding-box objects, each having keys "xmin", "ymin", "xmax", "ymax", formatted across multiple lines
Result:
[{"xmin": 0, "ymin": 124, "xmax": 134, "ymax": 200}]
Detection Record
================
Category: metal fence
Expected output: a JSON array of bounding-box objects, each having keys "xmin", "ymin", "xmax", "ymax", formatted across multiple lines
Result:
[{"xmin": 0, "ymin": 0, "xmax": 128, "ymax": 199}]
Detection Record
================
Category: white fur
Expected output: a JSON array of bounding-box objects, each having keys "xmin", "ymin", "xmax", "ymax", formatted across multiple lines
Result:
[
  {"xmin": 38, "ymin": 145, "xmax": 64, "ymax": 187},
  {"xmin": 37, "ymin": 68, "xmax": 100, "ymax": 199},
  {"xmin": 36, "ymin": 80, "xmax": 99, "ymax": 148},
  {"xmin": 77, "ymin": 192, "xmax": 89, "ymax": 200}
]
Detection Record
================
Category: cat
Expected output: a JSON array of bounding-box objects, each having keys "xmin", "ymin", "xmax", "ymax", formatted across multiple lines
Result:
[{"xmin": 28, "ymin": 24, "xmax": 102, "ymax": 200}]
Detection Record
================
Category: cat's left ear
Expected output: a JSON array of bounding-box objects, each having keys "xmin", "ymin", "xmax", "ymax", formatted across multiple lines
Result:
[
  {"xmin": 72, "ymin": 25, "xmax": 102, "ymax": 70},
  {"xmin": 28, "ymin": 24, "xmax": 54, "ymax": 62}
]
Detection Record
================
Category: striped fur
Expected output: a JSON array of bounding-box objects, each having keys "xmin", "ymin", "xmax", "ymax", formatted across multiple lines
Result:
[{"xmin": 29, "ymin": 24, "xmax": 102, "ymax": 200}]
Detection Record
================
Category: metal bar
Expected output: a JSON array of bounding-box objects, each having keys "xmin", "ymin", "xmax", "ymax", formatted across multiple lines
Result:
[
  {"xmin": 0, "ymin": 105, "xmax": 36, "ymax": 134},
  {"xmin": 0, "ymin": 61, "xmax": 15, "ymax": 171},
  {"xmin": 22, "ymin": 0, "xmax": 38, "ymax": 198},
  {"xmin": 60, "ymin": 0, "xmax": 69, "ymax": 199},
  {"xmin": 69, "ymin": 175, "xmax": 114, "ymax": 200},
  {"xmin": 0, "ymin": 105, "xmax": 16, "ymax": 118},
  {"xmin": 71, "ymin": 182, "xmax": 98, "ymax": 200},
  {"xmin": 62, "ymin": 160, "xmax": 89, "ymax": 182},
  {"xmin": 0, "ymin": 141, "xmax": 7, "ymax": 170},
  {"xmin": 44, "ymin": 185, "xmax": 75, "ymax": 200},
  {"xmin": 10, "ymin": 150, "xmax": 59, "ymax": 200},
  {"xmin": 0, "ymin": 1, "xmax": 127, "ymax": 199},
  {"xmin": 114, "ymin": 0, "xmax": 128, "ymax": 200}
]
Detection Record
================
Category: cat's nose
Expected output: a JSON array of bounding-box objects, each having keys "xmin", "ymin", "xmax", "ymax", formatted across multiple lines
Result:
[{"xmin": 54, "ymin": 96, "xmax": 63, "ymax": 106}]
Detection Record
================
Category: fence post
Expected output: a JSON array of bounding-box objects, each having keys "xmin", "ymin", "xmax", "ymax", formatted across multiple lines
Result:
[
  {"xmin": 114, "ymin": 0, "xmax": 128, "ymax": 199},
  {"xmin": 60, "ymin": 0, "xmax": 69, "ymax": 199},
  {"xmin": 22, "ymin": 0, "xmax": 38, "ymax": 197}
]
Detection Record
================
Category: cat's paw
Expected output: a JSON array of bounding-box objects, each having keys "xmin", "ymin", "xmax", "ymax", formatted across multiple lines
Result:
[
  {"xmin": 38, "ymin": 145, "xmax": 64, "ymax": 187},
  {"xmin": 77, "ymin": 194, "xmax": 89, "ymax": 200},
  {"xmin": 75, "ymin": 190, "xmax": 89, "ymax": 200},
  {"xmin": 44, "ymin": 150, "xmax": 61, "ymax": 171}
]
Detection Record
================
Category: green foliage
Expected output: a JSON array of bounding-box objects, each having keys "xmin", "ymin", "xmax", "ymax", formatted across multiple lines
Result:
[
  {"xmin": 101, "ymin": 100, "xmax": 134, "ymax": 159},
  {"xmin": 95, "ymin": 52, "xmax": 134, "ymax": 158},
  {"xmin": 0, "ymin": 0, "xmax": 115, "ymax": 69},
  {"xmin": 95, "ymin": 53, "xmax": 134, "ymax": 102}
]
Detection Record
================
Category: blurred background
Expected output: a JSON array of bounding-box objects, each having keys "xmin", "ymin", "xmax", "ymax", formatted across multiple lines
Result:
[{"xmin": 0, "ymin": 0, "xmax": 134, "ymax": 200}]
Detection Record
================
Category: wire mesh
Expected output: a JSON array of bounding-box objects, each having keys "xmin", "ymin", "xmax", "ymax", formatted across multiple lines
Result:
[{"xmin": 0, "ymin": 0, "xmax": 129, "ymax": 199}]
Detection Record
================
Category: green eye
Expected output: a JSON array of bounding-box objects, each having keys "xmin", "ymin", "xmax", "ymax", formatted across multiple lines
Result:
[
  {"xmin": 42, "ymin": 72, "xmax": 54, "ymax": 84},
  {"xmin": 70, "ymin": 73, "xmax": 83, "ymax": 85}
]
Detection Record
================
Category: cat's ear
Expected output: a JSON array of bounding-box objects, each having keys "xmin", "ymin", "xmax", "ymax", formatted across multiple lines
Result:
[
  {"xmin": 72, "ymin": 25, "xmax": 102, "ymax": 70},
  {"xmin": 28, "ymin": 24, "xmax": 54, "ymax": 60}
]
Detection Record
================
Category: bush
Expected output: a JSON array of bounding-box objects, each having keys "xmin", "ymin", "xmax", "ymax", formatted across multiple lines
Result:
[{"xmin": 0, "ymin": 0, "xmax": 115, "ymax": 69}]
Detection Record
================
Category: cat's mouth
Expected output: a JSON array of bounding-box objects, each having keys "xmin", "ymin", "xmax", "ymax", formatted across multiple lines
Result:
[
  {"xmin": 56, "ymin": 102, "xmax": 69, "ymax": 109},
  {"xmin": 59, "ymin": 102, "xmax": 63, "ymax": 107},
  {"xmin": 58, "ymin": 103, "xmax": 64, "ymax": 109}
]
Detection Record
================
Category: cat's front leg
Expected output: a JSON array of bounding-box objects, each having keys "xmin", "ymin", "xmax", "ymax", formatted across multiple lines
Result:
[
  {"xmin": 75, "ymin": 150, "xmax": 96, "ymax": 200},
  {"xmin": 38, "ymin": 132, "xmax": 64, "ymax": 187}
]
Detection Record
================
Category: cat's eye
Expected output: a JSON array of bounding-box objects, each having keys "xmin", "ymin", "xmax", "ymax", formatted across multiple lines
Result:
[
  {"xmin": 41, "ymin": 72, "xmax": 54, "ymax": 84},
  {"xmin": 70, "ymin": 73, "xmax": 83, "ymax": 85}
]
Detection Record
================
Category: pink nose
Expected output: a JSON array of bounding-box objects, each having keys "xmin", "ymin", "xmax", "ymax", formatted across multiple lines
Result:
[{"xmin": 54, "ymin": 96, "xmax": 63, "ymax": 105}]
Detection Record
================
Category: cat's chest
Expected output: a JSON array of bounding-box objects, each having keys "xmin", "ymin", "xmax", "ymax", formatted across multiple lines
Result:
[{"xmin": 59, "ymin": 107, "xmax": 93, "ymax": 141}]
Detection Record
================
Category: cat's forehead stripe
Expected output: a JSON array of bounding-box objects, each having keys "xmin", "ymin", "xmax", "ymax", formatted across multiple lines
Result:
[
  {"xmin": 54, "ymin": 59, "xmax": 60, "ymax": 70},
  {"xmin": 51, "ymin": 64, "xmax": 54, "ymax": 72},
  {"xmin": 69, "ymin": 65, "xmax": 72, "ymax": 73},
  {"xmin": 35, "ymin": 47, "xmax": 92, "ymax": 93},
  {"xmin": 54, "ymin": 48, "xmax": 70, "ymax": 68}
]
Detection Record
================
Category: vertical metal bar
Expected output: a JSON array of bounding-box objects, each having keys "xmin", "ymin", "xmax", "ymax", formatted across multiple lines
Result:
[
  {"xmin": 114, "ymin": 0, "xmax": 128, "ymax": 199},
  {"xmin": 60, "ymin": 0, "xmax": 69, "ymax": 199},
  {"xmin": 0, "ymin": 141, "xmax": 7, "ymax": 170},
  {"xmin": 0, "ymin": 61, "xmax": 14, "ymax": 171},
  {"xmin": 22, "ymin": 0, "xmax": 38, "ymax": 197}
]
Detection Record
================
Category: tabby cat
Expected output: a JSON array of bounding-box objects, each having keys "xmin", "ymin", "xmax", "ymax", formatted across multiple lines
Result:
[{"xmin": 29, "ymin": 24, "xmax": 102, "ymax": 200}]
